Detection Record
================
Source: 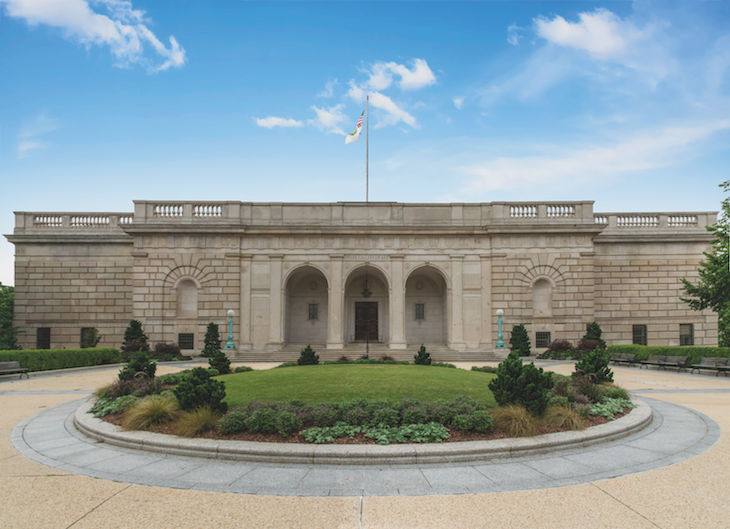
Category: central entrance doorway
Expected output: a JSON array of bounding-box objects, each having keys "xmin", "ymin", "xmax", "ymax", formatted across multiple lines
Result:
[{"xmin": 355, "ymin": 302, "xmax": 378, "ymax": 341}]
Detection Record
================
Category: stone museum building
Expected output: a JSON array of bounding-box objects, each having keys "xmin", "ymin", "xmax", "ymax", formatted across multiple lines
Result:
[{"xmin": 6, "ymin": 200, "xmax": 718, "ymax": 360}]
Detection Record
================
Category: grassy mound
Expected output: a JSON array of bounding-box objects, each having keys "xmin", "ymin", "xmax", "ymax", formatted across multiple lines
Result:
[{"xmin": 219, "ymin": 364, "xmax": 497, "ymax": 408}]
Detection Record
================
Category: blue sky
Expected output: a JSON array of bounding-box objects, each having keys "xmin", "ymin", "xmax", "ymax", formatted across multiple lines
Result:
[{"xmin": 1, "ymin": 0, "xmax": 729, "ymax": 286}]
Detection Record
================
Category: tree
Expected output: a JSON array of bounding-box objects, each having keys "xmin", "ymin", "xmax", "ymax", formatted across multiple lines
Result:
[
  {"xmin": 581, "ymin": 322, "xmax": 606, "ymax": 349},
  {"xmin": 509, "ymin": 324, "xmax": 531, "ymax": 356},
  {"xmin": 122, "ymin": 320, "xmax": 149, "ymax": 352},
  {"xmin": 0, "ymin": 283, "xmax": 20, "ymax": 350},
  {"xmin": 413, "ymin": 344, "xmax": 431, "ymax": 365},
  {"xmin": 488, "ymin": 351, "xmax": 554, "ymax": 416},
  {"xmin": 681, "ymin": 180, "xmax": 730, "ymax": 346},
  {"xmin": 202, "ymin": 323, "xmax": 222, "ymax": 357}
]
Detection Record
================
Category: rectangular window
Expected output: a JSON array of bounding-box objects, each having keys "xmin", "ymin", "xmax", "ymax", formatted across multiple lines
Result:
[
  {"xmin": 632, "ymin": 324, "xmax": 647, "ymax": 346},
  {"xmin": 36, "ymin": 328, "xmax": 51, "ymax": 349},
  {"xmin": 679, "ymin": 324, "xmax": 694, "ymax": 346},
  {"xmin": 308, "ymin": 303, "xmax": 318, "ymax": 320},
  {"xmin": 535, "ymin": 331, "xmax": 551, "ymax": 348},
  {"xmin": 415, "ymin": 303, "xmax": 425, "ymax": 320},
  {"xmin": 178, "ymin": 333, "xmax": 194, "ymax": 350},
  {"xmin": 80, "ymin": 327, "xmax": 97, "ymax": 348}
]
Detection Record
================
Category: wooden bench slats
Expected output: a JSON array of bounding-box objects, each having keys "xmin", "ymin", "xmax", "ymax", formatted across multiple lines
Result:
[{"xmin": 0, "ymin": 361, "xmax": 29, "ymax": 379}]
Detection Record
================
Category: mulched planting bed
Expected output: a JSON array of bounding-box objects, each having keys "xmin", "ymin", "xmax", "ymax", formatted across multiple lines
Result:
[{"xmin": 100, "ymin": 408, "xmax": 628, "ymax": 444}]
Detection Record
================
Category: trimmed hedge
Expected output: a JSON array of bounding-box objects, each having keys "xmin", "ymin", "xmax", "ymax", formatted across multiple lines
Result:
[
  {"xmin": 606, "ymin": 344, "xmax": 730, "ymax": 365},
  {"xmin": 0, "ymin": 348, "xmax": 121, "ymax": 372}
]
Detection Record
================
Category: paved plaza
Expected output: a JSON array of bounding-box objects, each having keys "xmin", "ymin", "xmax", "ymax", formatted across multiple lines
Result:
[{"xmin": 2, "ymin": 362, "xmax": 730, "ymax": 528}]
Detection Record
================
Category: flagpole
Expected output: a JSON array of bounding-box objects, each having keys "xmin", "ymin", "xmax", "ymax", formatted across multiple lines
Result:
[{"xmin": 366, "ymin": 95, "xmax": 369, "ymax": 202}]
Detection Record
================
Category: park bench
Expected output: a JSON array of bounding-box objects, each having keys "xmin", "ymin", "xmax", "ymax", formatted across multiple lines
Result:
[
  {"xmin": 0, "ymin": 361, "xmax": 29, "ymax": 379},
  {"xmin": 639, "ymin": 355, "xmax": 689, "ymax": 371},
  {"xmin": 610, "ymin": 353, "xmax": 639, "ymax": 366},
  {"xmin": 690, "ymin": 357, "xmax": 730, "ymax": 376}
]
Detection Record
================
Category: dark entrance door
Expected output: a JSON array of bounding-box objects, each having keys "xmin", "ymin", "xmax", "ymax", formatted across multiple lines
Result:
[{"xmin": 355, "ymin": 302, "xmax": 378, "ymax": 341}]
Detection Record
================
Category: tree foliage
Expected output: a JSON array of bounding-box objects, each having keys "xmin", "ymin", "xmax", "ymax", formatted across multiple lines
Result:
[
  {"xmin": 681, "ymin": 180, "xmax": 730, "ymax": 346},
  {"xmin": 582, "ymin": 322, "xmax": 606, "ymax": 349},
  {"xmin": 0, "ymin": 283, "xmax": 20, "ymax": 350},
  {"xmin": 122, "ymin": 320, "xmax": 149, "ymax": 352},
  {"xmin": 509, "ymin": 324, "xmax": 531, "ymax": 356},
  {"xmin": 202, "ymin": 322, "xmax": 222, "ymax": 357},
  {"xmin": 488, "ymin": 351, "xmax": 554, "ymax": 416}
]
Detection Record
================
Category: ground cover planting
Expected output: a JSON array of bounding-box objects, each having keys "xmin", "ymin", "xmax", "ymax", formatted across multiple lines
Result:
[{"xmin": 91, "ymin": 348, "xmax": 635, "ymax": 445}]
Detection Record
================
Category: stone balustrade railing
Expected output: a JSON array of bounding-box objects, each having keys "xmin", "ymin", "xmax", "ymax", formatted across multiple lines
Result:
[{"xmin": 13, "ymin": 202, "xmax": 717, "ymax": 234}]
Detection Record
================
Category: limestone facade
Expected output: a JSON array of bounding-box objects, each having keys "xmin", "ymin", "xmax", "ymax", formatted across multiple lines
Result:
[{"xmin": 6, "ymin": 201, "xmax": 718, "ymax": 357}]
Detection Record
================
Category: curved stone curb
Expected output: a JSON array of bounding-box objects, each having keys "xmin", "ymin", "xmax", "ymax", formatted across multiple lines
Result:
[{"xmin": 74, "ymin": 399, "xmax": 652, "ymax": 466}]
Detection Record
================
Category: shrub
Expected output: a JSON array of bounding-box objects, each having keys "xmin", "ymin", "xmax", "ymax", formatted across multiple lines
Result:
[
  {"xmin": 244, "ymin": 407, "xmax": 278, "ymax": 434},
  {"xmin": 0, "ymin": 348, "xmax": 121, "ymax": 372},
  {"xmin": 370, "ymin": 403, "xmax": 400, "ymax": 427},
  {"xmin": 413, "ymin": 344, "xmax": 431, "ymax": 365},
  {"xmin": 297, "ymin": 345, "xmax": 319, "ymax": 365},
  {"xmin": 542, "ymin": 406, "xmax": 586, "ymax": 430},
  {"xmin": 157, "ymin": 371, "xmax": 191, "ymax": 385},
  {"xmin": 80, "ymin": 327, "xmax": 102, "ymax": 348},
  {"xmin": 583, "ymin": 322, "xmax": 607, "ymax": 348},
  {"xmin": 575, "ymin": 348, "xmax": 614, "ymax": 383},
  {"xmin": 174, "ymin": 406, "xmax": 220, "ymax": 437},
  {"xmin": 547, "ymin": 339, "xmax": 574, "ymax": 353},
  {"xmin": 208, "ymin": 349, "xmax": 231, "ymax": 375},
  {"xmin": 275, "ymin": 411, "xmax": 303, "ymax": 437},
  {"xmin": 121, "ymin": 395, "xmax": 180, "ymax": 430},
  {"xmin": 471, "ymin": 365, "xmax": 498, "ymax": 374},
  {"xmin": 234, "ymin": 365, "xmax": 253, "ymax": 373},
  {"xmin": 118, "ymin": 351, "xmax": 156, "ymax": 381},
  {"xmin": 509, "ymin": 324, "xmax": 531, "ymax": 356},
  {"xmin": 576, "ymin": 338, "xmax": 602, "ymax": 353},
  {"xmin": 602, "ymin": 385, "xmax": 630, "ymax": 401},
  {"xmin": 337, "ymin": 355, "xmax": 350, "ymax": 363},
  {"xmin": 572, "ymin": 375, "xmax": 604, "ymax": 403},
  {"xmin": 401, "ymin": 404, "xmax": 429, "ymax": 425},
  {"xmin": 172, "ymin": 367, "xmax": 227, "ymax": 413},
  {"xmin": 122, "ymin": 320, "xmax": 149, "ymax": 353},
  {"xmin": 97, "ymin": 377, "xmax": 161, "ymax": 400},
  {"xmin": 432, "ymin": 362, "xmax": 456, "ymax": 368},
  {"xmin": 491, "ymin": 405, "xmax": 538, "ymax": 437},
  {"xmin": 453, "ymin": 410, "xmax": 494, "ymax": 433},
  {"xmin": 153, "ymin": 342, "xmax": 181, "ymax": 361},
  {"xmin": 605, "ymin": 345, "xmax": 730, "ymax": 365},
  {"xmin": 548, "ymin": 395, "xmax": 570, "ymax": 408},
  {"xmin": 202, "ymin": 323, "xmax": 222, "ymax": 358},
  {"xmin": 217, "ymin": 409, "xmax": 248, "ymax": 434},
  {"xmin": 310, "ymin": 404, "xmax": 341, "ymax": 426},
  {"xmin": 489, "ymin": 351, "xmax": 554, "ymax": 416}
]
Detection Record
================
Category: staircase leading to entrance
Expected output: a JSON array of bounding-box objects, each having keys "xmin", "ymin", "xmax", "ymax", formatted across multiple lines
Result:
[{"xmin": 230, "ymin": 345, "xmax": 508, "ymax": 363}]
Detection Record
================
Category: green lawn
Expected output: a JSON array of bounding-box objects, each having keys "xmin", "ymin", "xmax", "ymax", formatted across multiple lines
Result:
[{"xmin": 219, "ymin": 364, "xmax": 497, "ymax": 408}]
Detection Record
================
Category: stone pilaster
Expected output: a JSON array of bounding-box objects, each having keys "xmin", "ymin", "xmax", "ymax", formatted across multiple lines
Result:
[
  {"xmin": 449, "ymin": 254, "xmax": 465, "ymax": 349},
  {"xmin": 267, "ymin": 255, "xmax": 284, "ymax": 349},
  {"xmin": 327, "ymin": 255, "xmax": 344, "ymax": 349},
  {"xmin": 480, "ymin": 255, "xmax": 492, "ymax": 348},
  {"xmin": 389, "ymin": 255, "xmax": 407, "ymax": 349},
  {"xmin": 238, "ymin": 254, "xmax": 252, "ymax": 350}
]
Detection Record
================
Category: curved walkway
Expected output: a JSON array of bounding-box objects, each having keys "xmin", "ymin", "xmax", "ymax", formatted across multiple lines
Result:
[
  {"xmin": 11, "ymin": 395, "xmax": 717, "ymax": 496},
  {"xmin": 2, "ymin": 362, "xmax": 730, "ymax": 528}
]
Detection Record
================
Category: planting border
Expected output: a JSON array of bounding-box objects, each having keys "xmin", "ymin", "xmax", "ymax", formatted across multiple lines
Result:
[{"xmin": 74, "ymin": 398, "xmax": 651, "ymax": 466}]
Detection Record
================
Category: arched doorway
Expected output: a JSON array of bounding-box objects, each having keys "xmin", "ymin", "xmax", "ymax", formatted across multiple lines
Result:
[
  {"xmin": 285, "ymin": 266, "xmax": 328, "ymax": 345},
  {"xmin": 344, "ymin": 266, "xmax": 389, "ymax": 344},
  {"xmin": 405, "ymin": 266, "xmax": 447, "ymax": 345}
]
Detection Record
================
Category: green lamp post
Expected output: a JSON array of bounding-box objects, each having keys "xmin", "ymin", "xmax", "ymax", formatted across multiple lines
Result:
[
  {"xmin": 223, "ymin": 308, "xmax": 236, "ymax": 351},
  {"xmin": 495, "ymin": 308, "xmax": 506, "ymax": 348}
]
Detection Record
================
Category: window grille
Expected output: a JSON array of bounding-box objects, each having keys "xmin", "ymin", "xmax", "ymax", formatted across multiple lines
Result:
[
  {"xmin": 178, "ymin": 333, "xmax": 194, "ymax": 350},
  {"xmin": 535, "ymin": 332, "xmax": 551, "ymax": 348},
  {"xmin": 632, "ymin": 325, "xmax": 647, "ymax": 346},
  {"xmin": 36, "ymin": 328, "xmax": 51, "ymax": 349},
  {"xmin": 308, "ymin": 303, "xmax": 319, "ymax": 320},
  {"xmin": 679, "ymin": 324, "xmax": 694, "ymax": 346},
  {"xmin": 415, "ymin": 303, "xmax": 425, "ymax": 320}
]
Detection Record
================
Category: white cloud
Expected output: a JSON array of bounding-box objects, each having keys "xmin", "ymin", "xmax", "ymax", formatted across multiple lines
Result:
[
  {"xmin": 0, "ymin": 0, "xmax": 186, "ymax": 72},
  {"xmin": 317, "ymin": 78, "xmax": 338, "ymax": 98},
  {"xmin": 309, "ymin": 104, "xmax": 347, "ymax": 134},
  {"xmin": 507, "ymin": 24, "xmax": 523, "ymax": 46},
  {"xmin": 17, "ymin": 113, "xmax": 59, "ymax": 159},
  {"xmin": 535, "ymin": 9, "xmax": 645, "ymax": 60},
  {"xmin": 362, "ymin": 58, "xmax": 436, "ymax": 91},
  {"xmin": 453, "ymin": 96, "xmax": 465, "ymax": 110},
  {"xmin": 347, "ymin": 82, "xmax": 417, "ymax": 128},
  {"xmin": 254, "ymin": 116, "xmax": 304, "ymax": 129},
  {"xmin": 460, "ymin": 120, "xmax": 730, "ymax": 192}
]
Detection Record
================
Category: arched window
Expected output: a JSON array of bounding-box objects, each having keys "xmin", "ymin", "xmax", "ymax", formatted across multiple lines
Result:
[
  {"xmin": 176, "ymin": 279, "xmax": 198, "ymax": 318},
  {"xmin": 532, "ymin": 278, "xmax": 552, "ymax": 317}
]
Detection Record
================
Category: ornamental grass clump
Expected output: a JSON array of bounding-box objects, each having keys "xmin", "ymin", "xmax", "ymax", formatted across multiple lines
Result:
[
  {"xmin": 121, "ymin": 394, "xmax": 181, "ymax": 430},
  {"xmin": 542, "ymin": 406, "xmax": 586, "ymax": 431},
  {"xmin": 174, "ymin": 406, "xmax": 220, "ymax": 437},
  {"xmin": 490, "ymin": 404, "xmax": 538, "ymax": 437}
]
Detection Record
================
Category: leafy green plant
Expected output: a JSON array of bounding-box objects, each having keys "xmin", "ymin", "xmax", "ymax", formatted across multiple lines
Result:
[
  {"xmin": 601, "ymin": 385, "xmax": 630, "ymax": 401},
  {"xmin": 234, "ymin": 365, "xmax": 253, "ymax": 373},
  {"xmin": 297, "ymin": 344, "xmax": 319, "ymax": 365},
  {"xmin": 452, "ymin": 410, "xmax": 494, "ymax": 433},
  {"xmin": 509, "ymin": 323, "xmax": 531, "ymax": 356},
  {"xmin": 202, "ymin": 323, "xmax": 222, "ymax": 357},
  {"xmin": 489, "ymin": 351, "xmax": 554, "ymax": 416},
  {"xmin": 217, "ymin": 409, "xmax": 248, "ymax": 434},
  {"xmin": 275, "ymin": 410, "xmax": 303, "ymax": 437},
  {"xmin": 413, "ymin": 344, "xmax": 431, "ymax": 365},
  {"xmin": 172, "ymin": 367, "xmax": 227, "ymax": 412},
  {"xmin": 244, "ymin": 407, "xmax": 278, "ymax": 433},
  {"xmin": 589, "ymin": 397, "xmax": 634, "ymax": 419},
  {"xmin": 89, "ymin": 395, "xmax": 139, "ymax": 417},
  {"xmin": 121, "ymin": 394, "xmax": 181, "ymax": 430},
  {"xmin": 174, "ymin": 406, "xmax": 220, "ymax": 437},
  {"xmin": 118, "ymin": 351, "xmax": 156, "ymax": 381},
  {"xmin": 574, "ymin": 348, "xmax": 614, "ymax": 383}
]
